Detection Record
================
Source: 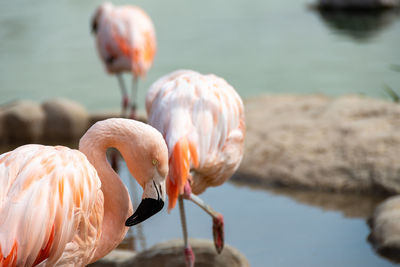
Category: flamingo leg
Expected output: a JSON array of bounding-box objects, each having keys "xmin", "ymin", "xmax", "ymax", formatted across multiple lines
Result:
[
  {"xmin": 117, "ymin": 74, "xmax": 129, "ymax": 118},
  {"xmin": 112, "ymin": 74, "xmax": 128, "ymax": 172},
  {"xmin": 129, "ymin": 76, "xmax": 138, "ymax": 119},
  {"xmin": 183, "ymin": 182, "xmax": 225, "ymax": 254},
  {"xmin": 178, "ymin": 196, "xmax": 195, "ymax": 267},
  {"xmin": 116, "ymin": 75, "xmax": 143, "ymax": 251}
]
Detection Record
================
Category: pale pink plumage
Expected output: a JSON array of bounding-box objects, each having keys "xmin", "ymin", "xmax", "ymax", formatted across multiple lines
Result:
[
  {"xmin": 92, "ymin": 2, "xmax": 156, "ymax": 78},
  {"xmin": 0, "ymin": 118, "xmax": 168, "ymax": 266},
  {"xmin": 146, "ymin": 70, "xmax": 246, "ymax": 210}
]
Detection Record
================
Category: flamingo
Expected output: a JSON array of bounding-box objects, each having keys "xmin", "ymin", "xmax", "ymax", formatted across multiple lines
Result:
[
  {"xmin": 146, "ymin": 70, "xmax": 246, "ymax": 267},
  {"xmin": 0, "ymin": 118, "xmax": 168, "ymax": 266},
  {"xmin": 91, "ymin": 2, "xmax": 156, "ymax": 119}
]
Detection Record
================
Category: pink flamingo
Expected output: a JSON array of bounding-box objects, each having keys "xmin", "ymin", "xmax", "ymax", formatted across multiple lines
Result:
[
  {"xmin": 0, "ymin": 118, "xmax": 168, "ymax": 266},
  {"xmin": 146, "ymin": 70, "xmax": 246, "ymax": 267},
  {"xmin": 91, "ymin": 2, "xmax": 156, "ymax": 119}
]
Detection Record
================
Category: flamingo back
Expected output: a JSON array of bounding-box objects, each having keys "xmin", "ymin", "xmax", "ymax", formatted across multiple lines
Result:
[
  {"xmin": 146, "ymin": 70, "xmax": 245, "ymax": 210},
  {"xmin": 94, "ymin": 3, "xmax": 156, "ymax": 77},
  {"xmin": 0, "ymin": 145, "xmax": 103, "ymax": 266}
]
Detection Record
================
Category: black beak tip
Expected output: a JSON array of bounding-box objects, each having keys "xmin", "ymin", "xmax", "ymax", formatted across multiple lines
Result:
[
  {"xmin": 125, "ymin": 198, "xmax": 164, "ymax": 227},
  {"xmin": 125, "ymin": 215, "xmax": 136, "ymax": 227}
]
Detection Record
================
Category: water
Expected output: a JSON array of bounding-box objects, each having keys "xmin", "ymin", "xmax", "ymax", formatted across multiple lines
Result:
[
  {"xmin": 1, "ymin": 0, "xmax": 400, "ymax": 266},
  {"xmin": 1, "ymin": 0, "xmax": 400, "ymax": 112},
  {"xmin": 119, "ymin": 161, "xmax": 395, "ymax": 267}
]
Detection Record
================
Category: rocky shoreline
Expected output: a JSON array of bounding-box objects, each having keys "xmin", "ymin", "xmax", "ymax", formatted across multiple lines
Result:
[
  {"xmin": 237, "ymin": 94, "xmax": 400, "ymax": 195},
  {"xmin": 3, "ymin": 94, "xmax": 400, "ymax": 196}
]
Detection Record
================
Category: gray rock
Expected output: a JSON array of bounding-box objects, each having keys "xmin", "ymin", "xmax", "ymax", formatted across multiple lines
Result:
[
  {"xmin": 236, "ymin": 94, "xmax": 400, "ymax": 194},
  {"xmin": 87, "ymin": 249, "xmax": 137, "ymax": 267},
  {"xmin": 316, "ymin": 0, "xmax": 400, "ymax": 9},
  {"xmin": 89, "ymin": 239, "xmax": 249, "ymax": 267},
  {"xmin": 0, "ymin": 100, "xmax": 45, "ymax": 143},
  {"xmin": 89, "ymin": 110, "xmax": 121, "ymax": 127},
  {"xmin": 368, "ymin": 195, "xmax": 400, "ymax": 262},
  {"xmin": 89, "ymin": 110, "xmax": 148, "ymax": 126},
  {"xmin": 42, "ymin": 98, "xmax": 90, "ymax": 142},
  {"xmin": 131, "ymin": 239, "xmax": 249, "ymax": 267}
]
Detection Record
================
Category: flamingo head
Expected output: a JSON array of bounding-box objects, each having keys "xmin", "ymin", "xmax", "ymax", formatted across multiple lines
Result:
[
  {"xmin": 91, "ymin": 2, "xmax": 113, "ymax": 34},
  {"xmin": 124, "ymin": 123, "xmax": 169, "ymax": 226}
]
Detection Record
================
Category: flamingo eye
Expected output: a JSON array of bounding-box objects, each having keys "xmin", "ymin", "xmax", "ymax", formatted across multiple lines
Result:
[{"xmin": 152, "ymin": 159, "xmax": 158, "ymax": 166}]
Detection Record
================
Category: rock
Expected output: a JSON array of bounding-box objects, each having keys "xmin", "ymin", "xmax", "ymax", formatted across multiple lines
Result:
[
  {"xmin": 87, "ymin": 249, "xmax": 137, "ymax": 267},
  {"xmin": 315, "ymin": 0, "xmax": 400, "ymax": 9},
  {"xmin": 89, "ymin": 239, "xmax": 249, "ymax": 267},
  {"xmin": 0, "ymin": 98, "xmax": 148, "ymax": 145},
  {"xmin": 89, "ymin": 111, "xmax": 121, "ymax": 126},
  {"xmin": 42, "ymin": 98, "xmax": 90, "ymax": 142},
  {"xmin": 368, "ymin": 195, "xmax": 400, "ymax": 262},
  {"xmin": 131, "ymin": 239, "xmax": 249, "ymax": 267},
  {"xmin": 313, "ymin": 6, "xmax": 400, "ymax": 41},
  {"xmin": 236, "ymin": 94, "xmax": 400, "ymax": 194},
  {"xmin": 89, "ymin": 110, "xmax": 148, "ymax": 126},
  {"xmin": 0, "ymin": 100, "xmax": 45, "ymax": 143}
]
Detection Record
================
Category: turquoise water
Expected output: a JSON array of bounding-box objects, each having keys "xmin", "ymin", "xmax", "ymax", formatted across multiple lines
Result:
[
  {"xmin": 1, "ymin": 0, "xmax": 400, "ymax": 112},
  {"xmin": 1, "ymin": 1, "xmax": 400, "ymax": 266}
]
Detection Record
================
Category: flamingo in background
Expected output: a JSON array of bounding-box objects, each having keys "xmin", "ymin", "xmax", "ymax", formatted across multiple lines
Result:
[
  {"xmin": 91, "ymin": 2, "xmax": 156, "ymax": 119},
  {"xmin": 146, "ymin": 70, "xmax": 246, "ymax": 267},
  {"xmin": 0, "ymin": 118, "xmax": 168, "ymax": 266}
]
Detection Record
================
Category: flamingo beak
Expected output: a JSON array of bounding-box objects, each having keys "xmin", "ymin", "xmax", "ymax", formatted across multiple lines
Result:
[
  {"xmin": 125, "ymin": 197, "xmax": 164, "ymax": 226},
  {"xmin": 91, "ymin": 19, "xmax": 98, "ymax": 34},
  {"xmin": 125, "ymin": 179, "xmax": 165, "ymax": 226}
]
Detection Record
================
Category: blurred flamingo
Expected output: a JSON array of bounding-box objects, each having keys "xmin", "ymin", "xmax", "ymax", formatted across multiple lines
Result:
[
  {"xmin": 0, "ymin": 118, "xmax": 167, "ymax": 266},
  {"xmin": 146, "ymin": 70, "xmax": 246, "ymax": 267},
  {"xmin": 91, "ymin": 2, "xmax": 156, "ymax": 119}
]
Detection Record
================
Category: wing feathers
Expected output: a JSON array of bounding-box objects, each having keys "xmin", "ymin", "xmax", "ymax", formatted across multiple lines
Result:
[
  {"xmin": 146, "ymin": 70, "xmax": 245, "ymax": 200},
  {"xmin": 0, "ymin": 145, "xmax": 103, "ymax": 266}
]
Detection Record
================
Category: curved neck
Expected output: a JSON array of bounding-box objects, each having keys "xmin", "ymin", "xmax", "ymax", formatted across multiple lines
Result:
[{"xmin": 80, "ymin": 131, "xmax": 133, "ymax": 263}]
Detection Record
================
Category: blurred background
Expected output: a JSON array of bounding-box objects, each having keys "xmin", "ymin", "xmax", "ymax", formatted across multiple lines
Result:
[
  {"xmin": 1, "ymin": 0, "xmax": 400, "ymax": 111},
  {"xmin": 1, "ymin": 0, "xmax": 400, "ymax": 266}
]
